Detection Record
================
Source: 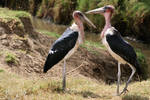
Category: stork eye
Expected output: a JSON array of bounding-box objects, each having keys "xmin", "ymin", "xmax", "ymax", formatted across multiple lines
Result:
[
  {"xmin": 77, "ymin": 12, "xmax": 83, "ymax": 17},
  {"xmin": 104, "ymin": 6, "xmax": 110, "ymax": 10},
  {"xmin": 104, "ymin": 6, "xmax": 112, "ymax": 12}
]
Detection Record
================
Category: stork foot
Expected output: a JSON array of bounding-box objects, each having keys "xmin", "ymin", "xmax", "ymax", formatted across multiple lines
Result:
[
  {"xmin": 120, "ymin": 88, "xmax": 129, "ymax": 95},
  {"xmin": 115, "ymin": 92, "xmax": 120, "ymax": 96},
  {"xmin": 62, "ymin": 88, "xmax": 66, "ymax": 92}
]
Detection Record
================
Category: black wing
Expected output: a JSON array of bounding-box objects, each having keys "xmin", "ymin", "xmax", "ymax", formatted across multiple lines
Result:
[
  {"xmin": 43, "ymin": 28, "xmax": 79, "ymax": 73},
  {"xmin": 106, "ymin": 28, "xmax": 142, "ymax": 75}
]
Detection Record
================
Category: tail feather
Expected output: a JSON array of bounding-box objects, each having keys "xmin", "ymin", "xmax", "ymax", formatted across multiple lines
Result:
[
  {"xmin": 43, "ymin": 53, "xmax": 63, "ymax": 73},
  {"xmin": 43, "ymin": 54, "xmax": 55, "ymax": 73},
  {"xmin": 43, "ymin": 50, "xmax": 67, "ymax": 73}
]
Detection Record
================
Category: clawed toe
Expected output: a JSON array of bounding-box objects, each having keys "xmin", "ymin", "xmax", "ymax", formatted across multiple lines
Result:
[{"xmin": 120, "ymin": 88, "xmax": 129, "ymax": 95}]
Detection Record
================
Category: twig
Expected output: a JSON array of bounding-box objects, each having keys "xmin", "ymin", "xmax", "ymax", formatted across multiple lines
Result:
[
  {"xmin": 67, "ymin": 72, "xmax": 80, "ymax": 78},
  {"xmin": 66, "ymin": 62, "xmax": 85, "ymax": 75}
]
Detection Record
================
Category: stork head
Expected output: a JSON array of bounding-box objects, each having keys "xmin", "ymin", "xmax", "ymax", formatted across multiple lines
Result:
[
  {"xmin": 86, "ymin": 5, "xmax": 115, "ymax": 17},
  {"xmin": 73, "ymin": 11, "xmax": 96, "ymax": 28}
]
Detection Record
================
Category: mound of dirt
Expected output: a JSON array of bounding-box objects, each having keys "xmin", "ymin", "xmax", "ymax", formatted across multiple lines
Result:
[{"xmin": 0, "ymin": 17, "xmax": 139, "ymax": 84}]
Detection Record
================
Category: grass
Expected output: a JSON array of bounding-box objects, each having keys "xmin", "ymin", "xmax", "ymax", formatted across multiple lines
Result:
[
  {"xmin": 5, "ymin": 52, "xmax": 18, "ymax": 64},
  {"xmin": 122, "ymin": 94, "xmax": 149, "ymax": 100},
  {"xmin": 0, "ymin": 69, "xmax": 4, "ymax": 73},
  {"xmin": 83, "ymin": 40, "xmax": 105, "ymax": 49},
  {"xmin": 0, "ymin": 7, "xmax": 31, "ymax": 28},
  {"xmin": 81, "ymin": 40, "xmax": 105, "ymax": 54},
  {"xmin": 0, "ymin": 69, "xmax": 150, "ymax": 100},
  {"xmin": 0, "ymin": 51, "xmax": 3, "ymax": 56},
  {"xmin": 0, "ymin": 8, "xmax": 30, "ymax": 20},
  {"xmin": 0, "ymin": 50, "xmax": 18, "ymax": 64},
  {"xmin": 37, "ymin": 29, "xmax": 61, "ymax": 38}
]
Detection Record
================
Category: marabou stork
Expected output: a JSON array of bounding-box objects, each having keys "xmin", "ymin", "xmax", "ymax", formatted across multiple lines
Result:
[
  {"xmin": 86, "ymin": 5, "xmax": 143, "ymax": 95},
  {"xmin": 43, "ymin": 11, "xmax": 96, "ymax": 91}
]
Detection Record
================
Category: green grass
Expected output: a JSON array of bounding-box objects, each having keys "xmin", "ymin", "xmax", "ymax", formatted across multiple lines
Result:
[
  {"xmin": 0, "ymin": 51, "xmax": 3, "ymax": 56},
  {"xmin": 81, "ymin": 40, "xmax": 105, "ymax": 54},
  {"xmin": 0, "ymin": 8, "xmax": 31, "ymax": 20},
  {"xmin": 0, "ymin": 7, "xmax": 31, "ymax": 28},
  {"xmin": 84, "ymin": 40, "xmax": 105, "ymax": 49},
  {"xmin": 136, "ymin": 49, "xmax": 149, "ymax": 79},
  {"xmin": 5, "ymin": 52, "xmax": 18, "ymax": 64},
  {"xmin": 0, "ymin": 69, "xmax": 4, "ymax": 73},
  {"xmin": 136, "ymin": 49, "xmax": 147, "ymax": 64},
  {"xmin": 37, "ymin": 29, "xmax": 61, "ymax": 38}
]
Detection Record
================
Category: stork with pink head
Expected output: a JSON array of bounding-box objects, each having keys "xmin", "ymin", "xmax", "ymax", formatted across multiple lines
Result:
[{"xmin": 86, "ymin": 5, "xmax": 144, "ymax": 95}]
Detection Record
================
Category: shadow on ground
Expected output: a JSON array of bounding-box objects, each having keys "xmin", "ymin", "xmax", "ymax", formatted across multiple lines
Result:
[
  {"xmin": 73, "ymin": 90, "xmax": 100, "ymax": 98},
  {"xmin": 122, "ymin": 94, "xmax": 149, "ymax": 100},
  {"xmin": 52, "ymin": 87, "xmax": 101, "ymax": 99}
]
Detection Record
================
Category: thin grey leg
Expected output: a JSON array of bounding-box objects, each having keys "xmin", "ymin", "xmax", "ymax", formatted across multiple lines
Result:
[
  {"xmin": 62, "ymin": 60, "xmax": 66, "ymax": 91},
  {"xmin": 120, "ymin": 64, "xmax": 136, "ymax": 95},
  {"xmin": 117, "ymin": 62, "xmax": 121, "ymax": 96}
]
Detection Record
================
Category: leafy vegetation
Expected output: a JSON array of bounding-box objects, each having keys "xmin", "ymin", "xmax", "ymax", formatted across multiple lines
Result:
[
  {"xmin": 98, "ymin": 0, "xmax": 150, "ymax": 42},
  {"xmin": 136, "ymin": 49, "xmax": 149, "ymax": 79},
  {"xmin": 5, "ymin": 52, "xmax": 18, "ymax": 64},
  {"xmin": 1, "ymin": 0, "xmax": 150, "ymax": 42},
  {"xmin": 36, "ymin": 0, "xmax": 77, "ymax": 24}
]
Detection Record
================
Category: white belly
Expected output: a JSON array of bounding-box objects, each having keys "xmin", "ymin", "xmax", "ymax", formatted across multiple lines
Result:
[{"xmin": 102, "ymin": 37, "xmax": 127, "ymax": 64}]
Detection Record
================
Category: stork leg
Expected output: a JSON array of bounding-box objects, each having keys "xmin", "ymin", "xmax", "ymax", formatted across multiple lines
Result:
[
  {"xmin": 117, "ymin": 62, "xmax": 121, "ymax": 96},
  {"xmin": 120, "ymin": 64, "xmax": 136, "ymax": 95},
  {"xmin": 62, "ymin": 60, "xmax": 66, "ymax": 91}
]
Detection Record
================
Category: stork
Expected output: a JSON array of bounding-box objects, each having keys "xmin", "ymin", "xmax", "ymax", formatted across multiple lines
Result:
[
  {"xmin": 86, "ymin": 5, "xmax": 144, "ymax": 95},
  {"xmin": 43, "ymin": 11, "xmax": 96, "ymax": 91}
]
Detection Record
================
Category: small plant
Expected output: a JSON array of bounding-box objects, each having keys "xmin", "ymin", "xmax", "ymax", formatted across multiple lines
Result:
[
  {"xmin": 0, "ymin": 51, "xmax": 2, "ymax": 56},
  {"xmin": 136, "ymin": 49, "xmax": 148, "ymax": 79},
  {"xmin": 5, "ymin": 52, "xmax": 17, "ymax": 64},
  {"xmin": 0, "ymin": 69, "xmax": 4, "ymax": 73}
]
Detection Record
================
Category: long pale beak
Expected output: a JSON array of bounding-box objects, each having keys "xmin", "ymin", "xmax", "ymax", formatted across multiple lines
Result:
[
  {"xmin": 86, "ymin": 8, "xmax": 105, "ymax": 14},
  {"xmin": 82, "ymin": 15, "xmax": 96, "ymax": 28}
]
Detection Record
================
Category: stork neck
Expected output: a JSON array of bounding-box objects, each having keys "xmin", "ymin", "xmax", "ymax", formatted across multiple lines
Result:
[
  {"xmin": 101, "ymin": 12, "xmax": 112, "ymax": 38},
  {"xmin": 78, "ymin": 22, "xmax": 84, "ymax": 43},
  {"xmin": 70, "ymin": 22, "xmax": 84, "ymax": 43}
]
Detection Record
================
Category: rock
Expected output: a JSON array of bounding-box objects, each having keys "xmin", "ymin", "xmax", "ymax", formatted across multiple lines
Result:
[
  {"xmin": 0, "ymin": 34, "xmax": 7, "ymax": 39},
  {"xmin": 0, "ymin": 27, "xmax": 6, "ymax": 35}
]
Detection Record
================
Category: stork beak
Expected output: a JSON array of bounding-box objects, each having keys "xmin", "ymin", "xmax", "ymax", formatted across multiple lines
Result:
[
  {"xmin": 82, "ymin": 14, "xmax": 96, "ymax": 28},
  {"xmin": 86, "ymin": 7, "xmax": 105, "ymax": 14}
]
